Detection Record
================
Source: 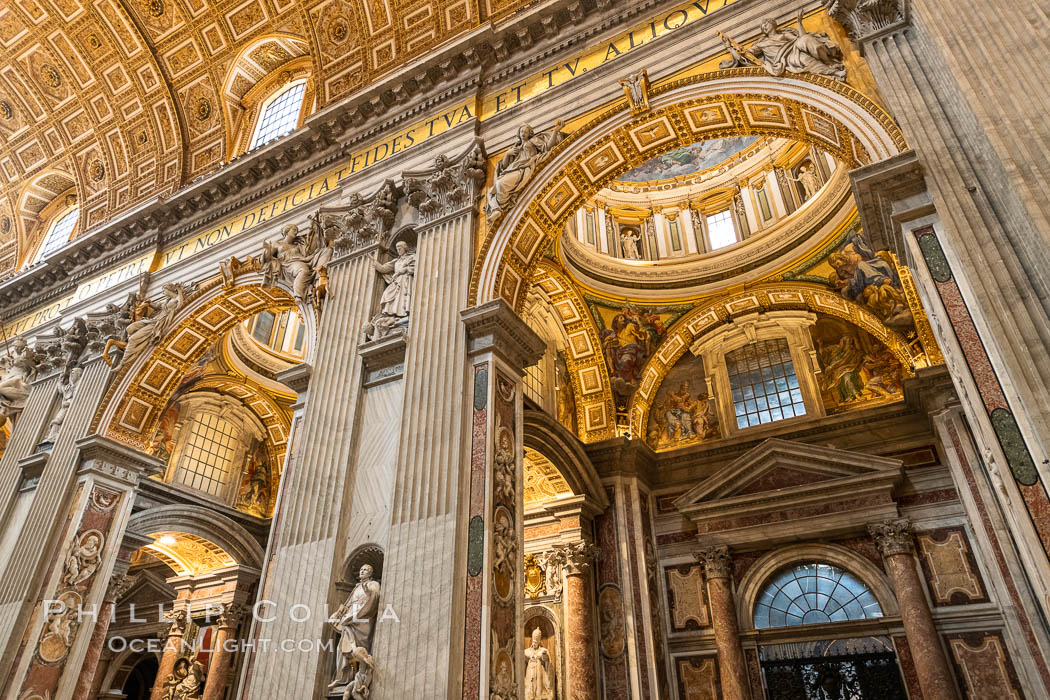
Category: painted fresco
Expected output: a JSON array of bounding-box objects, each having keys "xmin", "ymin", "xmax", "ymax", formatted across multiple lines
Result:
[
  {"xmin": 554, "ymin": 352, "xmax": 577, "ymax": 434},
  {"xmin": 149, "ymin": 401, "xmax": 182, "ymax": 462},
  {"xmin": 617, "ymin": 136, "xmax": 758, "ymax": 183},
  {"xmin": 594, "ymin": 304, "xmax": 669, "ymax": 401},
  {"xmin": 236, "ymin": 439, "xmax": 272, "ymax": 517},
  {"xmin": 811, "ymin": 316, "xmax": 904, "ymax": 413},
  {"xmin": 646, "ymin": 353, "xmax": 719, "ymax": 450}
]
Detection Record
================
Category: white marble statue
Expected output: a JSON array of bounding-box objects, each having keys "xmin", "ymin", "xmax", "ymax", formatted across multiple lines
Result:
[
  {"xmin": 328, "ymin": 565, "xmax": 381, "ymax": 692},
  {"xmin": 365, "ymin": 241, "xmax": 416, "ymax": 340},
  {"xmin": 0, "ymin": 338, "xmax": 37, "ymax": 422},
  {"xmin": 263, "ymin": 222, "xmax": 333, "ymax": 306},
  {"xmin": 345, "ymin": 647, "xmax": 375, "ymax": 700},
  {"xmin": 61, "ymin": 530, "xmax": 104, "ymax": 587},
  {"xmin": 790, "ymin": 164, "xmax": 822, "ymax": 200},
  {"xmin": 619, "ymin": 69, "xmax": 650, "ymax": 113},
  {"xmin": 485, "ymin": 123, "xmax": 567, "ymax": 221},
  {"xmin": 620, "ymin": 227, "xmax": 642, "ymax": 260},
  {"xmin": 719, "ymin": 11, "xmax": 846, "ymax": 81},
  {"xmin": 524, "ymin": 628, "xmax": 555, "ymax": 700},
  {"xmin": 163, "ymin": 658, "xmax": 205, "ymax": 700},
  {"xmin": 107, "ymin": 282, "xmax": 193, "ymax": 369},
  {"xmin": 42, "ymin": 365, "xmax": 82, "ymax": 444}
]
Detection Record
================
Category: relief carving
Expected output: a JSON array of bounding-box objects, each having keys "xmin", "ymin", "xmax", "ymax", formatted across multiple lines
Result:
[
  {"xmin": 406, "ymin": 144, "xmax": 487, "ymax": 224},
  {"xmin": 823, "ymin": 0, "xmax": 906, "ymax": 40},
  {"xmin": 161, "ymin": 658, "xmax": 206, "ymax": 700},
  {"xmin": 262, "ymin": 222, "xmax": 333, "ymax": 307},
  {"xmin": 868, "ymin": 518, "xmax": 915, "ymax": 557},
  {"xmin": 61, "ymin": 529, "xmax": 104, "ymax": 587},
  {"xmin": 485, "ymin": 124, "xmax": 566, "ymax": 222}
]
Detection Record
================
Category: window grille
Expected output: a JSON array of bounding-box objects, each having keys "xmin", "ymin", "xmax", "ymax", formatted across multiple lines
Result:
[
  {"xmin": 250, "ymin": 82, "xmax": 306, "ymax": 150},
  {"xmin": 34, "ymin": 208, "xmax": 79, "ymax": 263},
  {"xmin": 173, "ymin": 413, "xmax": 239, "ymax": 497},
  {"xmin": 726, "ymin": 338, "xmax": 805, "ymax": 428},
  {"xmin": 754, "ymin": 562, "xmax": 884, "ymax": 629},
  {"xmin": 706, "ymin": 209, "xmax": 737, "ymax": 250}
]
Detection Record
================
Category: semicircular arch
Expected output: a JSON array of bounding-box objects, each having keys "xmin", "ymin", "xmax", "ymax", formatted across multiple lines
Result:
[
  {"xmin": 470, "ymin": 68, "xmax": 906, "ymax": 313},
  {"xmin": 523, "ymin": 410, "xmax": 608, "ymax": 510},
  {"xmin": 127, "ymin": 503, "xmax": 265, "ymax": 571},
  {"xmin": 628, "ymin": 282, "xmax": 922, "ymax": 438},
  {"xmin": 92, "ymin": 269, "xmax": 313, "ymax": 451}
]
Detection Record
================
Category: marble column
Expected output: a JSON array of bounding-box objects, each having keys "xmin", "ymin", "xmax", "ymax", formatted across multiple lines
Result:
[
  {"xmin": 203, "ymin": 603, "xmax": 248, "ymax": 700},
  {"xmin": 151, "ymin": 607, "xmax": 190, "ymax": 700},
  {"xmin": 868, "ymin": 519, "xmax": 957, "ymax": 700},
  {"xmin": 4, "ymin": 434, "xmax": 163, "ymax": 700},
  {"xmin": 555, "ymin": 541, "xmax": 599, "ymax": 700},
  {"xmin": 71, "ymin": 532, "xmax": 146, "ymax": 700},
  {"xmin": 696, "ymin": 546, "xmax": 750, "ymax": 700},
  {"xmin": 460, "ymin": 299, "xmax": 545, "ymax": 700}
]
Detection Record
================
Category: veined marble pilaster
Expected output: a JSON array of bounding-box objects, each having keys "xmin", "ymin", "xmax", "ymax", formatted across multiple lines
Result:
[
  {"xmin": 239, "ymin": 249, "xmax": 377, "ymax": 699},
  {"xmin": 460, "ymin": 300, "xmax": 545, "ymax": 700},
  {"xmin": 0, "ymin": 355, "xmax": 114, "ymax": 678},
  {"xmin": 4, "ymin": 434, "xmax": 163, "ymax": 700}
]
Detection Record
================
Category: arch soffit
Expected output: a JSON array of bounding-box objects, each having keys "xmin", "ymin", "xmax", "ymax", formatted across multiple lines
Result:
[
  {"xmin": 735, "ymin": 542, "xmax": 900, "ymax": 631},
  {"xmin": 127, "ymin": 503, "xmax": 265, "ymax": 571},
  {"xmin": 628, "ymin": 281, "xmax": 921, "ymax": 437},
  {"xmin": 469, "ymin": 68, "xmax": 907, "ymax": 313},
  {"xmin": 531, "ymin": 259, "xmax": 616, "ymax": 442},
  {"xmin": 523, "ymin": 410, "xmax": 609, "ymax": 510},
  {"xmin": 93, "ymin": 271, "xmax": 310, "ymax": 451}
]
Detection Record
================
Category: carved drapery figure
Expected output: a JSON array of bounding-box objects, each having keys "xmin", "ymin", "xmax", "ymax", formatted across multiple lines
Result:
[
  {"xmin": 719, "ymin": 11, "xmax": 847, "ymax": 81},
  {"xmin": 619, "ymin": 68, "xmax": 651, "ymax": 113},
  {"xmin": 524, "ymin": 628, "xmax": 555, "ymax": 700},
  {"xmin": 61, "ymin": 530, "xmax": 104, "ymax": 587},
  {"xmin": 0, "ymin": 338, "xmax": 38, "ymax": 422},
  {"xmin": 104, "ymin": 282, "xmax": 194, "ymax": 369},
  {"xmin": 328, "ymin": 564, "xmax": 381, "ymax": 693},
  {"xmin": 485, "ymin": 122, "xmax": 567, "ymax": 221},
  {"xmin": 791, "ymin": 164, "xmax": 822, "ymax": 200},
  {"xmin": 163, "ymin": 658, "xmax": 205, "ymax": 700},
  {"xmin": 263, "ymin": 222, "xmax": 333, "ymax": 306},
  {"xmin": 364, "ymin": 241, "xmax": 416, "ymax": 341},
  {"xmin": 620, "ymin": 227, "xmax": 642, "ymax": 260},
  {"xmin": 42, "ymin": 365, "xmax": 82, "ymax": 444}
]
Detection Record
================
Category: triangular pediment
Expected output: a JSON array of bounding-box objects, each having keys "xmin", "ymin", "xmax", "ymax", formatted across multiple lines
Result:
[
  {"xmin": 674, "ymin": 439, "xmax": 903, "ymax": 509},
  {"xmin": 117, "ymin": 569, "xmax": 176, "ymax": 608}
]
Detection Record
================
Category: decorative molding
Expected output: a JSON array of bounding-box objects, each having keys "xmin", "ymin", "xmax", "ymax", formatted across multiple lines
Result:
[
  {"xmin": 75, "ymin": 434, "xmax": 166, "ymax": 485},
  {"xmin": 824, "ymin": 0, "xmax": 908, "ymax": 43},
  {"xmin": 404, "ymin": 140, "xmax": 487, "ymax": 226},
  {"xmin": 462, "ymin": 299, "xmax": 546, "ymax": 373},
  {"xmin": 868, "ymin": 518, "xmax": 915, "ymax": 557},
  {"xmin": 695, "ymin": 545, "xmax": 732, "ymax": 580},
  {"xmin": 359, "ymin": 332, "xmax": 408, "ymax": 387}
]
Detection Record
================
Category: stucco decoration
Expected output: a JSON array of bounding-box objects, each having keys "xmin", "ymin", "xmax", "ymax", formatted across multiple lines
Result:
[
  {"xmin": 718, "ymin": 11, "xmax": 847, "ymax": 81},
  {"xmin": 485, "ymin": 123, "xmax": 567, "ymax": 222}
]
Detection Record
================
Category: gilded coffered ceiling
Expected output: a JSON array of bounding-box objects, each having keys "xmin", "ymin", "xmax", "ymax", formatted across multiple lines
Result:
[{"xmin": 0, "ymin": 0, "xmax": 534, "ymax": 271}]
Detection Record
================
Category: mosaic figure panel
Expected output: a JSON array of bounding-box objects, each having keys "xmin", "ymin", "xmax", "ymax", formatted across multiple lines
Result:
[
  {"xmin": 646, "ymin": 353, "xmax": 719, "ymax": 450},
  {"xmin": 810, "ymin": 316, "xmax": 904, "ymax": 413}
]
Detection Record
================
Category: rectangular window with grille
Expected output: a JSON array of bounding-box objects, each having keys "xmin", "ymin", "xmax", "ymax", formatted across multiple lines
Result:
[
  {"xmin": 706, "ymin": 210, "xmax": 738, "ymax": 251},
  {"xmin": 726, "ymin": 338, "xmax": 805, "ymax": 429},
  {"xmin": 174, "ymin": 413, "xmax": 238, "ymax": 497}
]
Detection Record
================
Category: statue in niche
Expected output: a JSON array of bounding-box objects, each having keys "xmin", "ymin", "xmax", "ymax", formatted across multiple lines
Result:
[
  {"xmin": 485, "ymin": 122, "xmax": 567, "ymax": 221},
  {"xmin": 718, "ymin": 11, "xmax": 847, "ymax": 81},
  {"xmin": 620, "ymin": 226, "xmax": 642, "ymax": 260},
  {"xmin": 328, "ymin": 564, "xmax": 381, "ymax": 694},
  {"xmin": 364, "ymin": 240, "xmax": 416, "ymax": 341},
  {"xmin": 524, "ymin": 628, "xmax": 555, "ymax": 700},
  {"xmin": 345, "ymin": 647, "xmax": 375, "ymax": 700},
  {"xmin": 42, "ymin": 365, "xmax": 82, "ymax": 445},
  {"xmin": 262, "ymin": 222, "xmax": 333, "ymax": 307},
  {"xmin": 61, "ymin": 529, "xmax": 104, "ymax": 587},
  {"xmin": 0, "ymin": 338, "xmax": 38, "ymax": 422},
  {"xmin": 105, "ymin": 282, "xmax": 194, "ymax": 369},
  {"xmin": 790, "ymin": 163, "xmax": 822, "ymax": 200}
]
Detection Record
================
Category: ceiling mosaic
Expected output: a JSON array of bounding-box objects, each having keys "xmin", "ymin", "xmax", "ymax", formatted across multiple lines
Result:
[
  {"xmin": 615, "ymin": 135, "xmax": 759, "ymax": 183},
  {"xmin": 0, "ymin": 0, "xmax": 535, "ymax": 272}
]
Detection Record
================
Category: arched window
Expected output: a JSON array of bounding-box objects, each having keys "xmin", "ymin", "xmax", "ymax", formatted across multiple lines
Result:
[
  {"xmin": 32, "ymin": 206, "xmax": 79, "ymax": 264},
  {"xmin": 249, "ymin": 80, "xmax": 307, "ymax": 151},
  {"xmin": 753, "ymin": 562, "xmax": 883, "ymax": 629}
]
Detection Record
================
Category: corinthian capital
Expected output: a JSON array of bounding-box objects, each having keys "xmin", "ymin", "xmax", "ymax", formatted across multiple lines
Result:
[
  {"xmin": 824, "ymin": 0, "xmax": 907, "ymax": 41},
  {"xmin": 867, "ymin": 518, "xmax": 914, "ymax": 557},
  {"xmin": 218, "ymin": 602, "xmax": 250, "ymax": 629},
  {"xmin": 695, "ymin": 546, "xmax": 732, "ymax": 580},
  {"xmin": 552, "ymin": 541, "xmax": 599, "ymax": 576}
]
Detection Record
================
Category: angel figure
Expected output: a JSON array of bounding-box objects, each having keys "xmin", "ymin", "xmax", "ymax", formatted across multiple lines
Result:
[
  {"xmin": 0, "ymin": 338, "xmax": 38, "ymax": 422},
  {"xmin": 345, "ymin": 647, "xmax": 375, "ymax": 700},
  {"xmin": 105, "ymin": 282, "xmax": 193, "ymax": 369},
  {"xmin": 485, "ymin": 122, "xmax": 567, "ymax": 220},
  {"xmin": 262, "ymin": 222, "xmax": 334, "ymax": 306},
  {"xmin": 62, "ymin": 531, "xmax": 103, "ymax": 587}
]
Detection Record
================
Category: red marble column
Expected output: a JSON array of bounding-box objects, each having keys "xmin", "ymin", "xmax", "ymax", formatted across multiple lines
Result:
[
  {"xmin": 203, "ymin": 603, "xmax": 247, "ymax": 700},
  {"xmin": 697, "ymin": 546, "xmax": 751, "ymax": 700},
  {"xmin": 71, "ymin": 572, "xmax": 134, "ymax": 700},
  {"xmin": 558, "ymin": 541, "xmax": 599, "ymax": 700},
  {"xmin": 150, "ymin": 608, "xmax": 189, "ymax": 700},
  {"xmin": 869, "ymin": 519, "xmax": 958, "ymax": 700}
]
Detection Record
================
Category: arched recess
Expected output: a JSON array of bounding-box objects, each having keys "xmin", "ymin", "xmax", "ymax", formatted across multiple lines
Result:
[
  {"xmin": 15, "ymin": 169, "xmax": 79, "ymax": 268},
  {"xmin": 92, "ymin": 270, "xmax": 315, "ymax": 452},
  {"xmin": 627, "ymin": 282, "xmax": 923, "ymax": 438},
  {"xmin": 523, "ymin": 410, "xmax": 609, "ymax": 511},
  {"xmin": 735, "ymin": 543, "xmax": 900, "ymax": 632},
  {"xmin": 529, "ymin": 260, "xmax": 616, "ymax": 441},
  {"xmin": 469, "ymin": 68, "xmax": 906, "ymax": 313},
  {"xmin": 126, "ymin": 503, "xmax": 265, "ymax": 572},
  {"xmin": 221, "ymin": 34, "xmax": 314, "ymax": 159}
]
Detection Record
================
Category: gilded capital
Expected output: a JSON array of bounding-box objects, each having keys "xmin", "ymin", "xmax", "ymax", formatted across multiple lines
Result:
[
  {"xmin": 868, "ymin": 518, "xmax": 914, "ymax": 557},
  {"xmin": 695, "ymin": 545, "xmax": 733, "ymax": 580}
]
